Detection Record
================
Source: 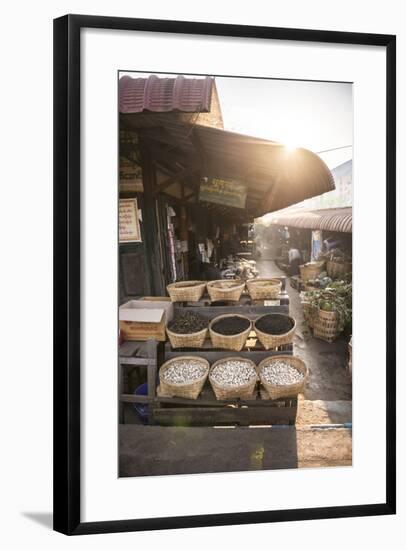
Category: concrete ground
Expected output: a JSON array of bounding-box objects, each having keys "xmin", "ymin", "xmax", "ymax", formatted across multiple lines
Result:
[
  {"xmin": 119, "ymin": 260, "xmax": 352, "ymax": 476},
  {"xmin": 257, "ymin": 260, "xmax": 352, "ymax": 403},
  {"xmin": 120, "ymin": 425, "xmax": 351, "ymax": 477}
]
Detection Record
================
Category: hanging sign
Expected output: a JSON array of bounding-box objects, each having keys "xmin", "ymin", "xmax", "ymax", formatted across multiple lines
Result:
[
  {"xmin": 119, "ymin": 156, "xmax": 144, "ymax": 193},
  {"xmin": 199, "ymin": 176, "xmax": 247, "ymax": 209},
  {"xmin": 119, "ymin": 198, "xmax": 142, "ymax": 243}
]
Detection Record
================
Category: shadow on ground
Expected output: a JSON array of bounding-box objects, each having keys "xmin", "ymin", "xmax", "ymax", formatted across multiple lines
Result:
[
  {"xmin": 119, "ymin": 424, "xmax": 351, "ymax": 477},
  {"xmin": 120, "ymin": 425, "xmax": 298, "ymax": 477}
]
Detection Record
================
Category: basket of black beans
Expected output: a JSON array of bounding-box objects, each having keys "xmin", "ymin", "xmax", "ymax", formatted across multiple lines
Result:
[
  {"xmin": 166, "ymin": 311, "xmax": 208, "ymax": 348},
  {"xmin": 253, "ymin": 313, "xmax": 296, "ymax": 350}
]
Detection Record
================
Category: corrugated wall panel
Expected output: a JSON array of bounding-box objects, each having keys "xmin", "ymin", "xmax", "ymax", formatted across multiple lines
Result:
[{"xmin": 119, "ymin": 75, "xmax": 213, "ymax": 114}]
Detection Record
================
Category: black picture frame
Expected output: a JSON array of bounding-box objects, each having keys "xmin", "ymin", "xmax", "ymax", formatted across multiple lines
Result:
[{"xmin": 53, "ymin": 14, "xmax": 396, "ymax": 535}]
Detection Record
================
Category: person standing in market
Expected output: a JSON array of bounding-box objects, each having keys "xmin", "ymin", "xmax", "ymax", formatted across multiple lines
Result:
[{"xmin": 288, "ymin": 247, "xmax": 302, "ymax": 276}]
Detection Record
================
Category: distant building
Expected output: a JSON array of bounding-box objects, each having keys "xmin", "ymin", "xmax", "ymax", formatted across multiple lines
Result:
[{"xmin": 293, "ymin": 159, "xmax": 352, "ymax": 210}]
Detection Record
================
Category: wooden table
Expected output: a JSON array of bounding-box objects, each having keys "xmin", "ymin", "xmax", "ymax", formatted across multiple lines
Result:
[
  {"xmin": 119, "ymin": 298, "xmax": 297, "ymax": 426},
  {"xmin": 173, "ymin": 276, "xmax": 289, "ymax": 309}
]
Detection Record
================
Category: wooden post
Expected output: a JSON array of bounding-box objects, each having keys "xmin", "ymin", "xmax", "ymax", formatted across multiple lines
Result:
[
  {"xmin": 180, "ymin": 182, "xmax": 189, "ymax": 278},
  {"xmin": 147, "ymin": 339, "xmax": 158, "ymax": 425},
  {"xmin": 118, "ymin": 360, "xmax": 125, "ymax": 425},
  {"xmin": 139, "ymin": 139, "xmax": 165, "ymax": 296}
]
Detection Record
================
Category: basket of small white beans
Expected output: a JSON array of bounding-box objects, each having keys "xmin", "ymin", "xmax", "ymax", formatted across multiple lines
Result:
[
  {"xmin": 209, "ymin": 357, "xmax": 258, "ymax": 400},
  {"xmin": 159, "ymin": 356, "xmax": 209, "ymax": 399},
  {"xmin": 258, "ymin": 355, "xmax": 308, "ymax": 400}
]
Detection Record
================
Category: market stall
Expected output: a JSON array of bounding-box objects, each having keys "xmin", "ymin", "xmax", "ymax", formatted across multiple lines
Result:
[
  {"xmin": 118, "ymin": 75, "xmax": 335, "ymax": 300},
  {"xmin": 264, "ymin": 208, "xmax": 353, "ymax": 347},
  {"xmin": 119, "ymin": 285, "xmax": 304, "ymax": 427},
  {"xmin": 264, "ymin": 206, "xmax": 352, "ymax": 286},
  {"xmin": 117, "ymin": 74, "xmax": 337, "ymax": 427}
]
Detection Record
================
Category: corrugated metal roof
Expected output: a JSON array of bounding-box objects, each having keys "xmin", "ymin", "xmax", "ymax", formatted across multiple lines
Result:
[
  {"xmin": 119, "ymin": 75, "xmax": 213, "ymax": 114},
  {"xmin": 193, "ymin": 126, "xmax": 335, "ymax": 216},
  {"xmin": 266, "ymin": 207, "xmax": 352, "ymax": 233},
  {"xmin": 121, "ymin": 117, "xmax": 335, "ymax": 217}
]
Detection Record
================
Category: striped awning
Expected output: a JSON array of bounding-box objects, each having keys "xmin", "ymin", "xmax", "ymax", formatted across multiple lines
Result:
[{"xmin": 266, "ymin": 207, "xmax": 352, "ymax": 233}]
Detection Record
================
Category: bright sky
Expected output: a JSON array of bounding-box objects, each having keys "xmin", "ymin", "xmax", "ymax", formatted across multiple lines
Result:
[
  {"xmin": 120, "ymin": 72, "xmax": 352, "ymax": 170},
  {"xmin": 215, "ymin": 77, "xmax": 352, "ymax": 169}
]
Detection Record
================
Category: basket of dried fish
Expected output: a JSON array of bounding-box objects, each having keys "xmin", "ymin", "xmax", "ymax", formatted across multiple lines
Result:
[
  {"xmin": 246, "ymin": 278, "xmax": 282, "ymax": 300},
  {"xmin": 166, "ymin": 280, "xmax": 206, "ymax": 302},
  {"xmin": 206, "ymin": 280, "xmax": 245, "ymax": 302}
]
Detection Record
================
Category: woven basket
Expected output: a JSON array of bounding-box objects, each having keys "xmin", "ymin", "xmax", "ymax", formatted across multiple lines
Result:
[
  {"xmin": 166, "ymin": 326, "xmax": 208, "ymax": 349},
  {"xmin": 166, "ymin": 280, "xmax": 206, "ymax": 302},
  {"xmin": 258, "ymin": 355, "xmax": 308, "ymax": 400},
  {"xmin": 209, "ymin": 314, "xmax": 252, "ymax": 351},
  {"xmin": 299, "ymin": 261, "xmax": 325, "ymax": 282},
  {"xmin": 209, "ymin": 357, "xmax": 258, "ymax": 400},
  {"xmin": 313, "ymin": 309, "xmax": 340, "ymax": 343},
  {"xmin": 304, "ymin": 282, "xmax": 318, "ymax": 292},
  {"xmin": 207, "ymin": 280, "xmax": 245, "ymax": 302},
  {"xmin": 159, "ymin": 356, "xmax": 209, "ymax": 399},
  {"xmin": 326, "ymin": 260, "xmax": 352, "ymax": 279},
  {"xmin": 302, "ymin": 301, "xmax": 318, "ymax": 328},
  {"xmin": 246, "ymin": 278, "xmax": 282, "ymax": 300},
  {"xmin": 253, "ymin": 314, "xmax": 296, "ymax": 350}
]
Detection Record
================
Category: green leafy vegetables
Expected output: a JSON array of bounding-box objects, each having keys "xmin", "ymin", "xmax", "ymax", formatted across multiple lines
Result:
[{"xmin": 304, "ymin": 281, "xmax": 352, "ymax": 333}]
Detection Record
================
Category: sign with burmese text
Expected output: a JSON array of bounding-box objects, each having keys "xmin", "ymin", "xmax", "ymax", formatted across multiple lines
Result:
[
  {"xmin": 199, "ymin": 176, "xmax": 247, "ymax": 209},
  {"xmin": 119, "ymin": 198, "xmax": 141, "ymax": 243}
]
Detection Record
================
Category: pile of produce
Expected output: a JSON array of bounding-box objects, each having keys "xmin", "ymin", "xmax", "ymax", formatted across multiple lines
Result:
[
  {"xmin": 210, "ymin": 360, "xmax": 257, "ymax": 387},
  {"xmin": 322, "ymin": 248, "xmax": 352, "ymax": 264},
  {"xmin": 161, "ymin": 359, "xmax": 207, "ymax": 384},
  {"xmin": 167, "ymin": 311, "xmax": 208, "ymax": 334},
  {"xmin": 261, "ymin": 360, "xmax": 304, "ymax": 386},
  {"xmin": 211, "ymin": 315, "xmax": 250, "ymax": 335},
  {"xmin": 304, "ymin": 281, "xmax": 352, "ymax": 332},
  {"xmin": 252, "ymin": 280, "xmax": 278, "ymax": 287},
  {"xmin": 255, "ymin": 314, "xmax": 294, "ymax": 335},
  {"xmin": 211, "ymin": 281, "xmax": 243, "ymax": 288},
  {"xmin": 305, "ymin": 271, "xmax": 333, "ymax": 289},
  {"xmin": 172, "ymin": 281, "xmax": 203, "ymax": 288}
]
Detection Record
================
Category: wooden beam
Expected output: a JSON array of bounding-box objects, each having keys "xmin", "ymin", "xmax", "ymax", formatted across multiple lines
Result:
[
  {"xmin": 139, "ymin": 139, "xmax": 165, "ymax": 296},
  {"xmin": 184, "ymin": 189, "xmax": 198, "ymax": 201},
  {"xmin": 150, "ymin": 144, "xmax": 194, "ymax": 167},
  {"xmin": 156, "ymin": 166, "xmax": 200, "ymax": 193},
  {"xmin": 152, "ymin": 406, "xmax": 297, "ymax": 427},
  {"xmin": 138, "ymin": 130, "xmax": 199, "ymax": 167},
  {"xmin": 190, "ymin": 127, "xmax": 208, "ymax": 168}
]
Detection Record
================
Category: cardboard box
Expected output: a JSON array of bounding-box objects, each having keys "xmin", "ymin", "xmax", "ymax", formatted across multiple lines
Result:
[{"xmin": 119, "ymin": 300, "xmax": 173, "ymax": 342}]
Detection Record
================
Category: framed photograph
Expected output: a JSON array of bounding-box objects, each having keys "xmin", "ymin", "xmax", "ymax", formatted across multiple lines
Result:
[{"xmin": 53, "ymin": 15, "xmax": 396, "ymax": 535}]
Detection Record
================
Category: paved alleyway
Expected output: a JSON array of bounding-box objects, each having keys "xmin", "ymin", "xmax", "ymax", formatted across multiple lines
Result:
[
  {"xmin": 256, "ymin": 260, "xmax": 352, "ymax": 402},
  {"xmin": 120, "ymin": 424, "xmax": 351, "ymax": 476}
]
